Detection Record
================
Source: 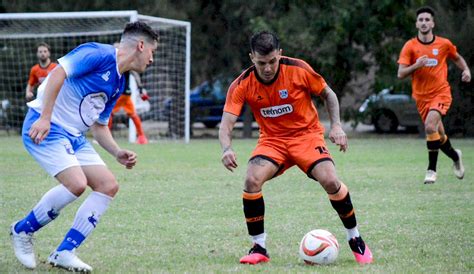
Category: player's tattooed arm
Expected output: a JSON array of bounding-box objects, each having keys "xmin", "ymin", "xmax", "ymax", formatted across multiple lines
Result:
[
  {"xmin": 320, "ymin": 86, "xmax": 348, "ymax": 152},
  {"xmin": 219, "ymin": 112, "xmax": 239, "ymax": 171}
]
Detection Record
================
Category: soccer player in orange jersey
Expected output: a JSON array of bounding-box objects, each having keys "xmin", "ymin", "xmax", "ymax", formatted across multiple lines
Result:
[
  {"xmin": 25, "ymin": 43, "xmax": 57, "ymax": 101},
  {"xmin": 398, "ymin": 6, "xmax": 470, "ymax": 184},
  {"xmin": 219, "ymin": 31, "xmax": 373, "ymax": 265}
]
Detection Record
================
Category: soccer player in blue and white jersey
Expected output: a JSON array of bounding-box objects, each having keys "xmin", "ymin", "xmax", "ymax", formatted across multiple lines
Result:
[{"xmin": 10, "ymin": 21, "xmax": 158, "ymax": 272}]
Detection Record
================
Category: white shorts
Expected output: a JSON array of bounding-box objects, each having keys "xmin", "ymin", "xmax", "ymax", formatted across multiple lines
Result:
[{"xmin": 22, "ymin": 109, "xmax": 106, "ymax": 177}]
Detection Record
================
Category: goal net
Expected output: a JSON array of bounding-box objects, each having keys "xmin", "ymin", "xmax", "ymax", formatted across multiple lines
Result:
[{"xmin": 0, "ymin": 11, "xmax": 191, "ymax": 143}]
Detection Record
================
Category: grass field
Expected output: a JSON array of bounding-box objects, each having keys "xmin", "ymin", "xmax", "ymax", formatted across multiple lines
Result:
[{"xmin": 0, "ymin": 136, "xmax": 473, "ymax": 273}]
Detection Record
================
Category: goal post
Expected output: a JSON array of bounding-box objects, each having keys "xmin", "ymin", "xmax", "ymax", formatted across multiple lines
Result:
[{"xmin": 0, "ymin": 11, "xmax": 191, "ymax": 143}]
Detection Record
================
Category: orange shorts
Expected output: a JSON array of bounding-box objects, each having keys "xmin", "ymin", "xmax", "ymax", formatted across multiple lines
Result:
[
  {"xmin": 112, "ymin": 94, "xmax": 136, "ymax": 116},
  {"xmin": 250, "ymin": 133, "xmax": 333, "ymax": 178},
  {"xmin": 416, "ymin": 95, "xmax": 452, "ymax": 122}
]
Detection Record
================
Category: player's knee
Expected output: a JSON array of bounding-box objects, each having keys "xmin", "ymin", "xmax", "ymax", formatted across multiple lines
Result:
[
  {"xmin": 318, "ymin": 175, "xmax": 340, "ymax": 193},
  {"xmin": 66, "ymin": 181, "xmax": 88, "ymax": 196},
  {"xmin": 424, "ymin": 122, "xmax": 437, "ymax": 134},
  {"xmin": 244, "ymin": 175, "xmax": 264, "ymax": 192},
  {"xmin": 103, "ymin": 179, "xmax": 119, "ymax": 197}
]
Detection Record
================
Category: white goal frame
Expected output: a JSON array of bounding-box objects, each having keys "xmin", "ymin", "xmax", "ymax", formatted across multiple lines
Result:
[{"xmin": 0, "ymin": 11, "xmax": 191, "ymax": 143}]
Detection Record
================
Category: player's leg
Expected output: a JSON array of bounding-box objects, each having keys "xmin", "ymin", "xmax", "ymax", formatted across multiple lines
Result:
[
  {"xmin": 424, "ymin": 110, "xmax": 442, "ymax": 183},
  {"xmin": 240, "ymin": 156, "xmax": 280, "ymax": 264},
  {"xmin": 49, "ymin": 141, "xmax": 113, "ymax": 272},
  {"xmin": 438, "ymin": 120, "xmax": 464, "ymax": 179},
  {"xmin": 10, "ymin": 110, "xmax": 83, "ymax": 269},
  {"xmin": 109, "ymin": 102, "xmax": 122, "ymax": 130},
  {"xmin": 310, "ymin": 161, "xmax": 373, "ymax": 264},
  {"xmin": 290, "ymin": 133, "xmax": 371, "ymax": 264},
  {"xmin": 124, "ymin": 97, "xmax": 148, "ymax": 144},
  {"xmin": 240, "ymin": 138, "xmax": 289, "ymax": 264}
]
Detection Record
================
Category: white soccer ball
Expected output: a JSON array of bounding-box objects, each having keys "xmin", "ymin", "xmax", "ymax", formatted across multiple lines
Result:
[{"xmin": 299, "ymin": 229, "xmax": 339, "ymax": 265}]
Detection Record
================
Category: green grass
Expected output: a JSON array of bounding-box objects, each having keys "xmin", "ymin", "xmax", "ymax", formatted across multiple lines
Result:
[{"xmin": 0, "ymin": 136, "xmax": 473, "ymax": 273}]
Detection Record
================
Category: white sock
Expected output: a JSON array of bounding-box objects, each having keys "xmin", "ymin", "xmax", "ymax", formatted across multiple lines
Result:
[
  {"xmin": 347, "ymin": 227, "xmax": 360, "ymax": 241},
  {"xmin": 71, "ymin": 191, "xmax": 112, "ymax": 238},
  {"xmin": 32, "ymin": 184, "xmax": 77, "ymax": 226},
  {"xmin": 251, "ymin": 233, "xmax": 267, "ymax": 248}
]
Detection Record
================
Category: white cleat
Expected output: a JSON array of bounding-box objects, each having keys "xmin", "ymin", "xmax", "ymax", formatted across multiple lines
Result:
[
  {"xmin": 453, "ymin": 149, "xmax": 464, "ymax": 180},
  {"xmin": 10, "ymin": 222, "xmax": 36, "ymax": 269},
  {"xmin": 48, "ymin": 249, "xmax": 92, "ymax": 272},
  {"xmin": 424, "ymin": 170, "xmax": 437, "ymax": 184}
]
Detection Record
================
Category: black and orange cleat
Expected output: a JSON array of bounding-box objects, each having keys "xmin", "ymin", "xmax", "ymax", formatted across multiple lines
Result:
[
  {"xmin": 239, "ymin": 244, "xmax": 270, "ymax": 265},
  {"xmin": 349, "ymin": 236, "xmax": 373, "ymax": 264}
]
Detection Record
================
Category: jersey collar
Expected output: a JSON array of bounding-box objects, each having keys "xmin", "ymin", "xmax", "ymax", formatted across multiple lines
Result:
[
  {"xmin": 417, "ymin": 34, "xmax": 436, "ymax": 45},
  {"xmin": 115, "ymin": 48, "xmax": 122, "ymax": 78},
  {"xmin": 254, "ymin": 64, "xmax": 281, "ymax": 86}
]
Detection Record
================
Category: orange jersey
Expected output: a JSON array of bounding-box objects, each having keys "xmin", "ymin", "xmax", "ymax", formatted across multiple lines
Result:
[
  {"xmin": 398, "ymin": 36, "xmax": 457, "ymax": 101},
  {"xmin": 28, "ymin": 62, "xmax": 57, "ymax": 87},
  {"xmin": 224, "ymin": 56, "xmax": 327, "ymax": 138}
]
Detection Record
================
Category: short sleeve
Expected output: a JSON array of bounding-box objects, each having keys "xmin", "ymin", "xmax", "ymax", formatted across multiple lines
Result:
[
  {"xmin": 28, "ymin": 67, "xmax": 38, "ymax": 86},
  {"xmin": 58, "ymin": 43, "xmax": 104, "ymax": 78},
  {"xmin": 223, "ymin": 79, "xmax": 245, "ymax": 116},
  {"xmin": 446, "ymin": 40, "xmax": 458, "ymax": 60},
  {"xmin": 398, "ymin": 41, "xmax": 413, "ymax": 65},
  {"xmin": 304, "ymin": 68, "xmax": 327, "ymax": 96}
]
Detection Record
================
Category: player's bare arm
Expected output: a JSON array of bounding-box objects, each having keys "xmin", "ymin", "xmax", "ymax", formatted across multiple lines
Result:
[
  {"xmin": 219, "ymin": 112, "xmax": 239, "ymax": 172},
  {"xmin": 25, "ymin": 84, "xmax": 35, "ymax": 101},
  {"xmin": 452, "ymin": 53, "xmax": 471, "ymax": 82},
  {"xmin": 397, "ymin": 55, "xmax": 429, "ymax": 79},
  {"xmin": 28, "ymin": 66, "xmax": 66, "ymax": 144},
  {"xmin": 320, "ymin": 86, "xmax": 348, "ymax": 152},
  {"xmin": 91, "ymin": 123, "xmax": 137, "ymax": 169}
]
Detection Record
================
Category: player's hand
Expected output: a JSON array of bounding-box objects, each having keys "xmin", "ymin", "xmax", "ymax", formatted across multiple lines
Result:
[
  {"xmin": 221, "ymin": 147, "xmax": 238, "ymax": 172},
  {"xmin": 461, "ymin": 69, "xmax": 471, "ymax": 82},
  {"xmin": 415, "ymin": 55, "xmax": 428, "ymax": 68},
  {"xmin": 29, "ymin": 117, "xmax": 51, "ymax": 144},
  {"xmin": 329, "ymin": 124, "xmax": 348, "ymax": 152},
  {"xmin": 26, "ymin": 91, "xmax": 34, "ymax": 102},
  {"xmin": 139, "ymin": 88, "xmax": 149, "ymax": 101},
  {"xmin": 116, "ymin": 149, "xmax": 137, "ymax": 169}
]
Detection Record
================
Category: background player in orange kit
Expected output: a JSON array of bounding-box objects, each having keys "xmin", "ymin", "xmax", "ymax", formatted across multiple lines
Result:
[
  {"xmin": 219, "ymin": 31, "xmax": 373, "ymax": 265},
  {"xmin": 25, "ymin": 42, "xmax": 57, "ymax": 102},
  {"xmin": 108, "ymin": 42, "xmax": 150, "ymax": 144},
  {"xmin": 397, "ymin": 6, "xmax": 470, "ymax": 184}
]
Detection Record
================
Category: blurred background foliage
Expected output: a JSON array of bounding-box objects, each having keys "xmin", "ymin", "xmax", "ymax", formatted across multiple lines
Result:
[{"xmin": 1, "ymin": 0, "xmax": 472, "ymax": 135}]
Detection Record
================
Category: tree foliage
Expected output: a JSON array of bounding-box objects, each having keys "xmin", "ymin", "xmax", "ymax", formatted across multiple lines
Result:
[{"xmin": 1, "ymin": 0, "xmax": 472, "ymax": 135}]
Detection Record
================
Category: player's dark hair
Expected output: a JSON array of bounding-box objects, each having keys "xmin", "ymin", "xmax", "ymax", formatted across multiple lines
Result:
[
  {"xmin": 416, "ymin": 6, "xmax": 435, "ymax": 17},
  {"xmin": 122, "ymin": 21, "xmax": 159, "ymax": 44},
  {"xmin": 37, "ymin": 42, "xmax": 51, "ymax": 52},
  {"xmin": 250, "ymin": 31, "xmax": 280, "ymax": 55}
]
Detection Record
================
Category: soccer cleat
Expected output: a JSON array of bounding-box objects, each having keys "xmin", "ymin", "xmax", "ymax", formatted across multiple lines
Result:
[
  {"xmin": 348, "ymin": 236, "xmax": 373, "ymax": 264},
  {"xmin": 424, "ymin": 170, "xmax": 437, "ymax": 184},
  {"xmin": 453, "ymin": 149, "xmax": 464, "ymax": 180},
  {"xmin": 136, "ymin": 135, "xmax": 148, "ymax": 145},
  {"xmin": 48, "ymin": 249, "xmax": 92, "ymax": 272},
  {"xmin": 10, "ymin": 222, "xmax": 37, "ymax": 269},
  {"xmin": 240, "ymin": 243, "xmax": 270, "ymax": 264}
]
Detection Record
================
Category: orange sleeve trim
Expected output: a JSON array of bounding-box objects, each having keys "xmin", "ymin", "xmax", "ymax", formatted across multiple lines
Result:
[
  {"xmin": 328, "ymin": 183, "xmax": 348, "ymax": 201},
  {"xmin": 246, "ymin": 216, "xmax": 264, "ymax": 223},
  {"xmin": 440, "ymin": 134, "xmax": 448, "ymax": 145},
  {"xmin": 426, "ymin": 133, "xmax": 441, "ymax": 141},
  {"xmin": 339, "ymin": 209, "xmax": 355, "ymax": 218},
  {"xmin": 242, "ymin": 191, "xmax": 262, "ymax": 200}
]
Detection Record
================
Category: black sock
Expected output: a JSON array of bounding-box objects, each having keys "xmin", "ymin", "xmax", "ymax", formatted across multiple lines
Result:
[
  {"xmin": 330, "ymin": 192, "xmax": 357, "ymax": 229},
  {"xmin": 243, "ymin": 191, "xmax": 265, "ymax": 236},
  {"xmin": 440, "ymin": 136, "xmax": 459, "ymax": 162},
  {"xmin": 427, "ymin": 139, "xmax": 440, "ymax": 171}
]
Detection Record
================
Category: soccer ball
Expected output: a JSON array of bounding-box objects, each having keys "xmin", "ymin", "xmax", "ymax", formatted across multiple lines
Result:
[{"xmin": 299, "ymin": 229, "xmax": 339, "ymax": 265}]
